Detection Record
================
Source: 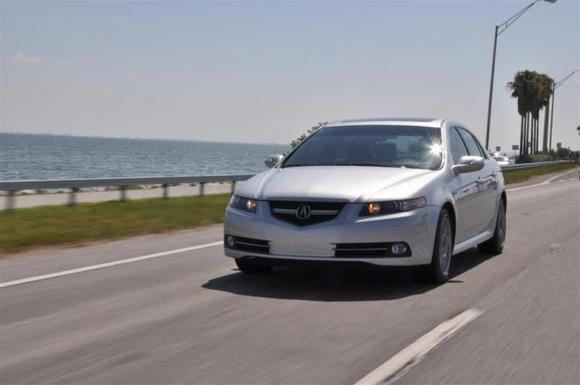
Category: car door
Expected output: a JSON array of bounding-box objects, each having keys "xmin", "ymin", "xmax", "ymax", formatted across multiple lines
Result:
[
  {"xmin": 457, "ymin": 127, "xmax": 498, "ymax": 235},
  {"xmin": 448, "ymin": 126, "xmax": 481, "ymax": 243}
]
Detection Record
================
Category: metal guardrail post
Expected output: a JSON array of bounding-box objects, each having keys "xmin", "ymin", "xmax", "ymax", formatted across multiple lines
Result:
[
  {"xmin": 120, "ymin": 186, "xmax": 127, "ymax": 201},
  {"xmin": 5, "ymin": 191, "xmax": 16, "ymax": 212},
  {"xmin": 68, "ymin": 188, "xmax": 79, "ymax": 207},
  {"xmin": 230, "ymin": 181, "xmax": 236, "ymax": 195},
  {"xmin": 162, "ymin": 184, "xmax": 169, "ymax": 200},
  {"xmin": 0, "ymin": 174, "xmax": 254, "ymax": 211}
]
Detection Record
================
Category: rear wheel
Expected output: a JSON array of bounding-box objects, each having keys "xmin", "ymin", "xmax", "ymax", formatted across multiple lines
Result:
[
  {"xmin": 235, "ymin": 258, "xmax": 273, "ymax": 274},
  {"xmin": 418, "ymin": 209, "xmax": 453, "ymax": 284},
  {"xmin": 478, "ymin": 199, "xmax": 506, "ymax": 255}
]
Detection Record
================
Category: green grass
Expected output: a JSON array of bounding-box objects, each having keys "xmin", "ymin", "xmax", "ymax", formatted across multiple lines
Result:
[
  {"xmin": 0, "ymin": 164, "xmax": 577, "ymax": 254},
  {"xmin": 502, "ymin": 163, "xmax": 577, "ymax": 184},
  {"xmin": 0, "ymin": 194, "xmax": 230, "ymax": 254}
]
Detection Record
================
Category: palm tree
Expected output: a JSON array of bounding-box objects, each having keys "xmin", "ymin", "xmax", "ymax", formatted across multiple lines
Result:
[
  {"xmin": 507, "ymin": 70, "xmax": 554, "ymax": 159},
  {"xmin": 538, "ymin": 74, "xmax": 554, "ymax": 153},
  {"xmin": 530, "ymin": 92, "xmax": 541, "ymax": 155},
  {"xmin": 507, "ymin": 71, "xmax": 536, "ymax": 159}
]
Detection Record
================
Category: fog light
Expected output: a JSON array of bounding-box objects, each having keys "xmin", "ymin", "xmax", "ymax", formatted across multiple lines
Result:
[
  {"xmin": 226, "ymin": 235, "xmax": 235, "ymax": 247},
  {"xmin": 391, "ymin": 243, "xmax": 408, "ymax": 255}
]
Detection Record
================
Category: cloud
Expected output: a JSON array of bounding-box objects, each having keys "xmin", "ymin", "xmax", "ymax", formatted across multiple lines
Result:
[{"xmin": 12, "ymin": 52, "xmax": 43, "ymax": 65}]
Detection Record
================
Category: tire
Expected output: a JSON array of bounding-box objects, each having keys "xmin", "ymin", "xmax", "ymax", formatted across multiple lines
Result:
[
  {"xmin": 478, "ymin": 198, "xmax": 506, "ymax": 255},
  {"xmin": 417, "ymin": 208, "xmax": 453, "ymax": 284},
  {"xmin": 235, "ymin": 258, "xmax": 273, "ymax": 274}
]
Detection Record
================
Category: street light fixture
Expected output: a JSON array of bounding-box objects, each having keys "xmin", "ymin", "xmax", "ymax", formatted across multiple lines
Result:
[
  {"xmin": 484, "ymin": 0, "xmax": 557, "ymax": 150},
  {"xmin": 548, "ymin": 69, "xmax": 580, "ymax": 152}
]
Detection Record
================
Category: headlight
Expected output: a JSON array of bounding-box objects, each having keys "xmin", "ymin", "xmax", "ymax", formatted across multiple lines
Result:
[
  {"xmin": 360, "ymin": 197, "xmax": 427, "ymax": 216},
  {"xmin": 229, "ymin": 195, "xmax": 257, "ymax": 213}
]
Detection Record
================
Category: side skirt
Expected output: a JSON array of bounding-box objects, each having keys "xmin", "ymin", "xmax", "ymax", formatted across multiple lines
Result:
[{"xmin": 452, "ymin": 231, "xmax": 493, "ymax": 255}]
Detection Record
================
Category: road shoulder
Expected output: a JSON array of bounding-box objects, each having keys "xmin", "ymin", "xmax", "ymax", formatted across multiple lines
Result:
[{"xmin": 505, "ymin": 166, "xmax": 578, "ymax": 190}]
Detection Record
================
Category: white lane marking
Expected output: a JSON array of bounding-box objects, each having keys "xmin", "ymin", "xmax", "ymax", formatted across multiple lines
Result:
[
  {"xmin": 507, "ymin": 168, "xmax": 579, "ymax": 192},
  {"xmin": 354, "ymin": 308, "xmax": 482, "ymax": 385},
  {"xmin": 0, "ymin": 241, "xmax": 223, "ymax": 288}
]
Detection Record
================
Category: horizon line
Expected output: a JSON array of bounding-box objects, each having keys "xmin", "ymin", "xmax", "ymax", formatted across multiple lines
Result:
[{"xmin": 0, "ymin": 131, "xmax": 289, "ymax": 147}]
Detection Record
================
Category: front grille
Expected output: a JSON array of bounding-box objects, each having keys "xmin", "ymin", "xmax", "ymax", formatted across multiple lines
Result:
[
  {"xmin": 225, "ymin": 235, "xmax": 270, "ymax": 254},
  {"xmin": 334, "ymin": 242, "xmax": 411, "ymax": 258},
  {"xmin": 269, "ymin": 201, "xmax": 345, "ymax": 226}
]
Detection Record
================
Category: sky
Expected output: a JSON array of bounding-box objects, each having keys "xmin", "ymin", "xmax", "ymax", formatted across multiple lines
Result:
[{"xmin": 1, "ymin": 0, "xmax": 578, "ymax": 151}]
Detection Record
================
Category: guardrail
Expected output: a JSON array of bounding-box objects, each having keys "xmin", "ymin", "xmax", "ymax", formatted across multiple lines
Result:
[
  {"xmin": 0, "ymin": 174, "xmax": 253, "ymax": 212},
  {"xmin": 500, "ymin": 160, "xmax": 571, "ymax": 171},
  {"xmin": 0, "ymin": 160, "xmax": 574, "ymax": 212}
]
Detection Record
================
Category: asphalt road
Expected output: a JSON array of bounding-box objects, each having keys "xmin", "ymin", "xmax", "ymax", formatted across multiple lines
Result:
[{"xmin": 1, "ymin": 170, "xmax": 578, "ymax": 385}]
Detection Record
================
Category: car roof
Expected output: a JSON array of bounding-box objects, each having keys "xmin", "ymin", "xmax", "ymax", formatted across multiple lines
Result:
[{"xmin": 327, "ymin": 117, "xmax": 445, "ymax": 128}]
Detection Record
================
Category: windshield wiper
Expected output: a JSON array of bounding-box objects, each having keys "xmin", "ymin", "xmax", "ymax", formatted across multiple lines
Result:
[
  {"xmin": 283, "ymin": 163, "xmax": 428, "ymax": 169},
  {"xmin": 281, "ymin": 164, "xmax": 331, "ymax": 168},
  {"xmin": 334, "ymin": 163, "xmax": 389, "ymax": 167}
]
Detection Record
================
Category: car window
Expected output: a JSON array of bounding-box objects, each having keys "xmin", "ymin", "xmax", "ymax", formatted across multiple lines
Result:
[
  {"xmin": 448, "ymin": 127, "xmax": 469, "ymax": 164},
  {"xmin": 458, "ymin": 128, "xmax": 484, "ymax": 157},
  {"xmin": 283, "ymin": 125, "xmax": 443, "ymax": 170},
  {"xmin": 472, "ymin": 135, "xmax": 488, "ymax": 159}
]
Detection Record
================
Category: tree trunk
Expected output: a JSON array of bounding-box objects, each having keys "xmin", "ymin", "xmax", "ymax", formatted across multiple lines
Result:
[
  {"xmin": 531, "ymin": 118, "xmax": 535, "ymax": 155},
  {"xmin": 543, "ymin": 98, "xmax": 550, "ymax": 153},
  {"xmin": 537, "ymin": 118, "xmax": 540, "ymax": 154},
  {"xmin": 532, "ymin": 116, "xmax": 535, "ymax": 155},
  {"xmin": 533, "ymin": 118, "xmax": 536, "ymax": 155},
  {"xmin": 527, "ymin": 113, "xmax": 531, "ymax": 156},
  {"xmin": 535, "ymin": 118, "xmax": 539, "ymax": 154},
  {"xmin": 533, "ymin": 118, "xmax": 537, "ymax": 155},
  {"xmin": 519, "ymin": 115, "xmax": 524, "ymax": 160},
  {"xmin": 523, "ymin": 113, "xmax": 527, "ymax": 157},
  {"xmin": 526, "ymin": 113, "xmax": 530, "ymax": 156},
  {"xmin": 533, "ymin": 118, "xmax": 538, "ymax": 154},
  {"xmin": 533, "ymin": 115, "xmax": 536, "ymax": 155}
]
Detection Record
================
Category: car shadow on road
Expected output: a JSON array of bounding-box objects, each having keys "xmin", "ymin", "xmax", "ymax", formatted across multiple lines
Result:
[{"xmin": 202, "ymin": 248, "xmax": 492, "ymax": 302}]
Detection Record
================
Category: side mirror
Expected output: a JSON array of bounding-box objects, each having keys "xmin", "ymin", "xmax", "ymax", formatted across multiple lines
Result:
[
  {"xmin": 265, "ymin": 154, "xmax": 284, "ymax": 169},
  {"xmin": 452, "ymin": 155, "xmax": 484, "ymax": 175}
]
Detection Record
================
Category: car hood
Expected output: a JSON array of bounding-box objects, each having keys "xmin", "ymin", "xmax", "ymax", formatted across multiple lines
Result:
[{"xmin": 237, "ymin": 166, "xmax": 434, "ymax": 202}]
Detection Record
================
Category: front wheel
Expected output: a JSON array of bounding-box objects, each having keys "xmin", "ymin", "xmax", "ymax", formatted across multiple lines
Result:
[
  {"xmin": 478, "ymin": 198, "xmax": 506, "ymax": 255},
  {"xmin": 417, "ymin": 209, "xmax": 453, "ymax": 284},
  {"xmin": 235, "ymin": 258, "xmax": 273, "ymax": 274}
]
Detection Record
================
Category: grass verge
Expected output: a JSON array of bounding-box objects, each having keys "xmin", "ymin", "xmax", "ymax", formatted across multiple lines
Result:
[
  {"xmin": 0, "ymin": 194, "xmax": 230, "ymax": 254},
  {"xmin": 0, "ymin": 164, "xmax": 577, "ymax": 254},
  {"xmin": 502, "ymin": 163, "xmax": 577, "ymax": 184}
]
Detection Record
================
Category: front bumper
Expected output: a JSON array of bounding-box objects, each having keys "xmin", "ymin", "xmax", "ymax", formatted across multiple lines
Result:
[{"xmin": 224, "ymin": 202, "xmax": 441, "ymax": 266}]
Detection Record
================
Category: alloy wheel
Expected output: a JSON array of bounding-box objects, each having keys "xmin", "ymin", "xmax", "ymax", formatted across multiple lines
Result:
[
  {"xmin": 438, "ymin": 215, "xmax": 452, "ymax": 276},
  {"xmin": 497, "ymin": 203, "xmax": 506, "ymax": 246}
]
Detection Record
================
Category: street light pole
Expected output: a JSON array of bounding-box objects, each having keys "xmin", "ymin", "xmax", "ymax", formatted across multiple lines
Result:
[
  {"xmin": 484, "ymin": 25, "xmax": 499, "ymax": 151},
  {"xmin": 549, "ymin": 69, "xmax": 579, "ymax": 154},
  {"xmin": 484, "ymin": 0, "xmax": 557, "ymax": 150},
  {"xmin": 549, "ymin": 84, "xmax": 556, "ymax": 153}
]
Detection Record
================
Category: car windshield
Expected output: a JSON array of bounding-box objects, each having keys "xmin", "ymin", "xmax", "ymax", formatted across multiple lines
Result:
[{"xmin": 283, "ymin": 125, "xmax": 443, "ymax": 170}]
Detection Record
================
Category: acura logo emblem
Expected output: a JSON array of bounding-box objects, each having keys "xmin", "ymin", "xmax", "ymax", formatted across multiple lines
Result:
[{"xmin": 296, "ymin": 205, "xmax": 312, "ymax": 220}]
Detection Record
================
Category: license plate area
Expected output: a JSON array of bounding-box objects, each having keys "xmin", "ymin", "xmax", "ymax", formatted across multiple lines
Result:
[{"xmin": 269, "ymin": 240, "xmax": 333, "ymax": 257}]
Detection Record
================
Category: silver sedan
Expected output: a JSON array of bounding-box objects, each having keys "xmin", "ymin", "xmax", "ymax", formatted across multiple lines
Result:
[{"xmin": 224, "ymin": 118, "xmax": 506, "ymax": 283}]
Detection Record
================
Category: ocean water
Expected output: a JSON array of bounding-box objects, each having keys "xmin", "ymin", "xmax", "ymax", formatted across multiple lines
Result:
[{"xmin": 0, "ymin": 133, "xmax": 288, "ymax": 181}]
